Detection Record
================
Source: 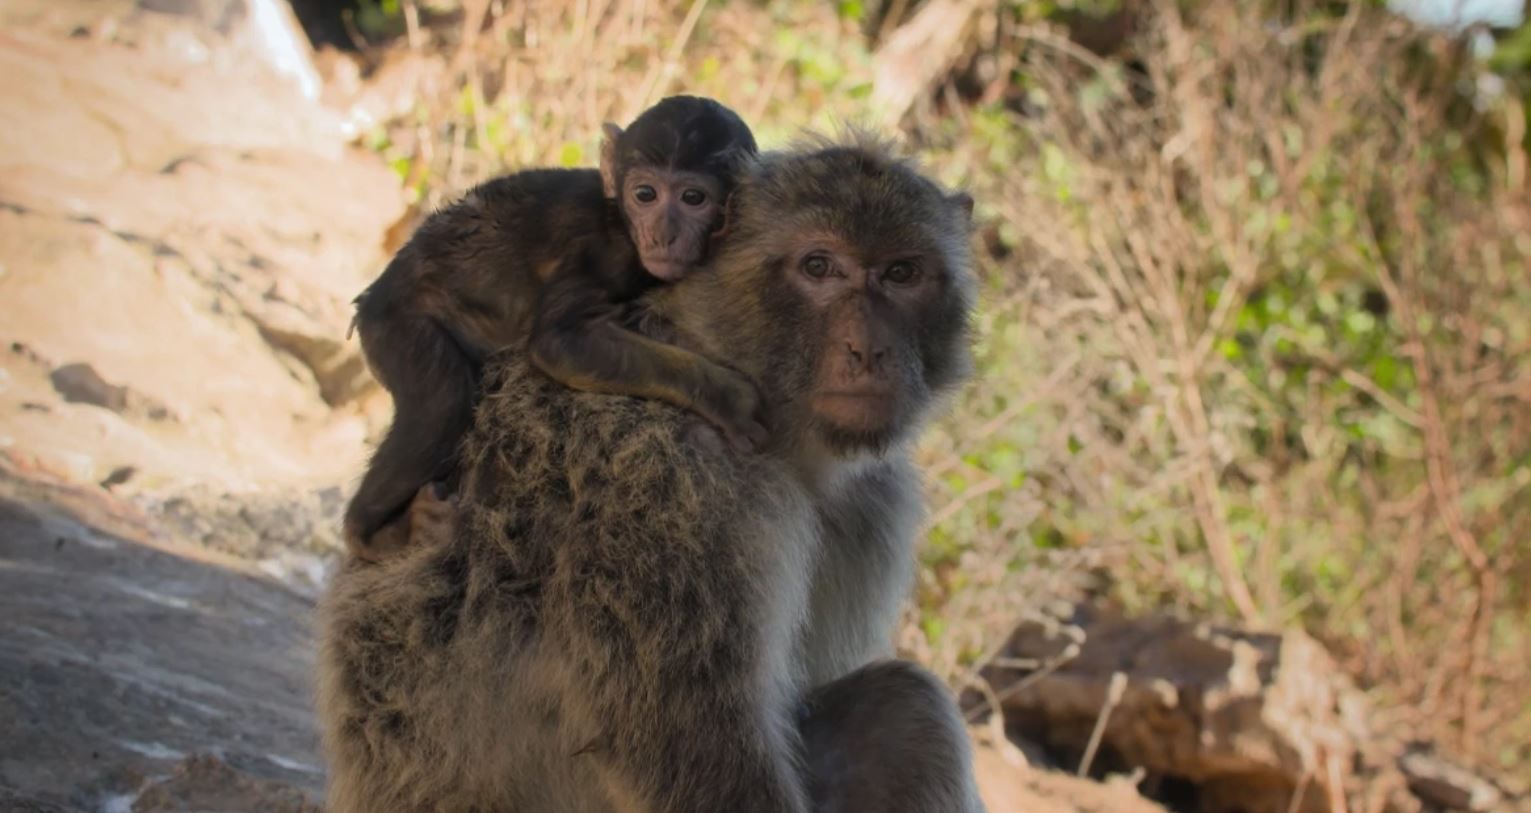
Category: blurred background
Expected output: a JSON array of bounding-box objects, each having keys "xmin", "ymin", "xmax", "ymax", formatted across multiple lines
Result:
[{"xmin": 0, "ymin": 0, "xmax": 1527, "ymax": 810}]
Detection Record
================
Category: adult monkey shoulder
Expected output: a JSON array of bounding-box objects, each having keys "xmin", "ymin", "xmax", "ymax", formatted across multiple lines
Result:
[{"xmin": 317, "ymin": 136, "xmax": 983, "ymax": 813}]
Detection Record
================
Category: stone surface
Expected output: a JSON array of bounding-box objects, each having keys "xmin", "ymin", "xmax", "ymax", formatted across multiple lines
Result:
[
  {"xmin": 973, "ymin": 604, "xmax": 1371, "ymax": 813},
  {"xmin": 0, "ymin": 469, "xmax": 322, "ymax": 811},
  {"xmin": 1398, "ymin": 750, "xmax": 1512, "ymax": 812},
  {"xmin": 130, "ymin": 754, "xmax": 322, "ymax": 813},
  {"xmin": 0, "ymin": 7, "xmax": 403, "ymax": 507},
  {"xmin": 973, "ymin": 736, "xmax": 1170, "ymax": 813}
]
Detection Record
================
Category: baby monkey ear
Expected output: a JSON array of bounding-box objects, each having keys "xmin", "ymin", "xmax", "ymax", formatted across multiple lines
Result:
[
  {"xmin": 600, "ymin": 123, "xmax": 623, "ymax": 199},
  {"xmin": 711, "ymin": 191, "xmax": 740, "ymax": 238},
  {"xmin": 948, "ymin": 192, "xmax": 975, "ymax": 221}
]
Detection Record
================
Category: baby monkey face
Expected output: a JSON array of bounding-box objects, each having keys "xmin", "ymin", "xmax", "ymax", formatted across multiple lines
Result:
[{"xmin": 620, "ymin": 167, "xmax": 726, "ymax": 282}]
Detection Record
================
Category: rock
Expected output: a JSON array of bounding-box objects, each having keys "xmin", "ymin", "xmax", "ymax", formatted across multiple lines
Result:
[
  {"xmin": 0, "ymin": 13, "xmax": 399, "ymax": 499},
  {"xmin": 49, "ymin": 362, "xmax": 172, "ymax": 420},
  {"xmin": 244, "ymin": 295, "xmax": 374, "ymax": 407},
  {"xmin": 317, "ymin": 47, "xmax": 447, "ymax": 143},
  {"xmin": 49, "ymin": 362, "xmax": 131, "ymax": 412},
  {"xmin": 1398, "ymin": 750, "xmax": 1508, "ymax": 812},
  {"xmin": 974, "ymin": 604, "xmax": 1370, "ymax": 813},
  {"xmin": 0, "ymin": 787, "xmax": 76, "ymax": 812},
  {"xmin": 972, "ymin": 735, "xmax": 1169, "ymax": 813},
  {"xmin": 0, "ymin": 470, "xmax": 323, "ymax": 809},
  {"xmin": 101, "ymin": 465, "xmax": 139, "ymax": 489},
  {"xmin": 145, "ymin": 483, "xmax": 345, "ymax": 576},
  {"xmin": 131, "ymin": 754, "xmax": 320, "ymax": 812}
]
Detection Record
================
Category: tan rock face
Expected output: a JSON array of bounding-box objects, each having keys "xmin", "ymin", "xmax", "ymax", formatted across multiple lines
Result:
[{"xmin": 0, "ymin": 17, "xmax": 404, "ymax": 499}]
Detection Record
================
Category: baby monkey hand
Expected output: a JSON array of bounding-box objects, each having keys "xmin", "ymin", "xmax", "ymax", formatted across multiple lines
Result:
[{"xmin": 696, "ymin": 368, "xmax": 770, "ymax": 453}]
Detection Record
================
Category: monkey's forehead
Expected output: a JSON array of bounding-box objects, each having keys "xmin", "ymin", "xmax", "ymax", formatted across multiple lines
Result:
[
  {"xmin": 624, "ymin": 96, "xmax": 756, "ymax": 149},
  {"xmin": 749, "ymin": 150, "xmax": 952, "ymax": 210},
  {"xmin": 751, "ymin": 207, "xmax": 959, "ymax": 256},
  {"xmin": 740, "ymin": 184, "xmax": 965, "ymax": 254},
  {"xmin": 732, "ymin": 145, "xmax": 972, "ymax": 256},
  {"xmin": 618, "ymin": 103, "xmax": 756, "ymax": 177}
]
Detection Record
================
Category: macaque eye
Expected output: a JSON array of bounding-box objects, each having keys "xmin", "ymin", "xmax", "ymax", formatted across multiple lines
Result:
[
  {"xmin": 883, "ymin": 262, "xmax": 921, "ymax": 285},
  {"xmin": 633, "ymin": 185, "xmax": 658, "ymax": 203},
  {"xmin": 680, "ymin": 188, "xmax": 707, "ymax": 206},
  {"xmin": 801, "ymin": 254, "xmax": 833, "ymax": 279}
]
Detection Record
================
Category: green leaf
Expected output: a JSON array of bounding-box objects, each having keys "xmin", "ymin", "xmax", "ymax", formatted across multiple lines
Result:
[
  {"xmin": 1345, "ymin": 311, "xmax": 1376, "ymax": 335},
  {"xmin": 1371, "ymin": 355, "xmax": 1400, "ymax": 390}
]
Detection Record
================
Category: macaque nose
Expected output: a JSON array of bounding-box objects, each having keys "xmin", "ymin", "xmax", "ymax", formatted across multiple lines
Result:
[
  {"xmin": 662, "ymin": 206, "xmax": 681, "ymax": 246},
  {"xmin": 844, "ymin": 341, "xmax": 887, "ymax": 375}
]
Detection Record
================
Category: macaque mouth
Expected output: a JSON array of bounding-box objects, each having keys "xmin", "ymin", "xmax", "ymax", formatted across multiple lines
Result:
[
  {"xmin": 640, "ymin": 256, "xmax": 697, "ymax": 280},
  {"xmin": 811, "ymin": 389, "xmax": 898, "ymax": 430}
]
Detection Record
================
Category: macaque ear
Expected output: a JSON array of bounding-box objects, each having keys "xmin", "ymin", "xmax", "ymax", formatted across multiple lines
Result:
[
  {"xmin": 600, "ymin": 123, "xmax": 623, "ymax": 199},
  {"xmin": 711, "ymin": 191, "xmax": 740, "ymax": 238},
  {"xmin": 948, "ymin": 192, "xmax": 975, "ymax": 221},
  {"xmin": 720, "ymin": 145, "xmax": 756, "ymax": 177}
]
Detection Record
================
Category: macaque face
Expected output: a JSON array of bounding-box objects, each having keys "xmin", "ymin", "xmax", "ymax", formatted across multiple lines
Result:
[
  {"xmin": 655, "ymin": 144, "xmax": 976, "ymax": 457},
  {"xmin": 784, "ymin": 236, "xmax": 955, "ymax": 452},
  {"xmin": 620, "ymin": 167, "xmax": 727, "ymax": 282}
]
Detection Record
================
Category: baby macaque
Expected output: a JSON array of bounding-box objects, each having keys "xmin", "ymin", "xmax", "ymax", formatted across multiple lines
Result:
[{"xmin": 344, "ymin": 96, "xmax": 761, "ymax": 561}]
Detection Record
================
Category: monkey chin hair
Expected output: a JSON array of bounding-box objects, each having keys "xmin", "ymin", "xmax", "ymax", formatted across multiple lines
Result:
[{"xmin": 813, "ymin": 420, "xmax": 901, "ymax": 458}]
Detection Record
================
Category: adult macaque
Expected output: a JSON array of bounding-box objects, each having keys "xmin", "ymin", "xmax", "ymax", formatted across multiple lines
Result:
[
  {"xmin": 319, "ymin": 137, "xmax": 982, "ymax": 812},
  {"xmin": 344, "ymin": 96, "xmax": 762, "ymax": 561}
]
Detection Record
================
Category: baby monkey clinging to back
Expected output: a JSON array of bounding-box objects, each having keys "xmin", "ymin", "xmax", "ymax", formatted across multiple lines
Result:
[{"xmin": 344, "ymin": 96, "xmax": 762, "ymax": 561}]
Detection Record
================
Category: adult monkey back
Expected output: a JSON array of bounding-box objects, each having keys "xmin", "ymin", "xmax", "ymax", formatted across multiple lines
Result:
[{"xmin": 317, "ymin": 138, "xmax": 983, "ymax": 812}]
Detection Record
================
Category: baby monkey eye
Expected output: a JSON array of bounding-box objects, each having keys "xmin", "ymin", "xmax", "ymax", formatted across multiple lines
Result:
[
  {"xmin": 633, "ymin": 185, "xmax": 658, "ymax": 203},
  {"xmin": 882, "ymin": 261, "xmax": 921, "ymax": 285},
  {"xmin": 680, "ymin": 188, "xmax": 707, "ymax": 206},
  {"xmin": 801, "ymin": 255, "xmax": 832, "ymax": 279}
]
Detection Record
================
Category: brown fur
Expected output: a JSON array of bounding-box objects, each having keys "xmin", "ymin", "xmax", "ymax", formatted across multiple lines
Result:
[
  {"xmin": 317, "ymin": 138, "xmax": 983, "ymax": 812},
  {"xmin": 342, "ymin": 97, "xmax": 761, "ymax": 562}
]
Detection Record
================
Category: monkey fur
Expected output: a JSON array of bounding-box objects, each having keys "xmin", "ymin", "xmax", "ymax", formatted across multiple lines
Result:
[
  {"xmin": 318, "ymin": 136, "xmax": 983, "ymax": 812},
  {"xmin": 343, "ymin": 96, "xmax": 762, "ymax": 562}
]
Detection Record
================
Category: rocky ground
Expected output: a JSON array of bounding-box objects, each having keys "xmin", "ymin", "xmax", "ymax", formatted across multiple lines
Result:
[
  {"xmin": 0, "ymin": 469, "xmax": 322, "ymax": 811},
  {"xmin": 0, "ymin": 2, "xmax": 1522, "ymax": 812}
]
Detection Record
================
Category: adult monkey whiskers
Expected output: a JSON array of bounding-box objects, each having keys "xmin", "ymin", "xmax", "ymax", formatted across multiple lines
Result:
[{"xmin": 317, "ymin": 135, "xmax": 983, "ymax": 813}]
